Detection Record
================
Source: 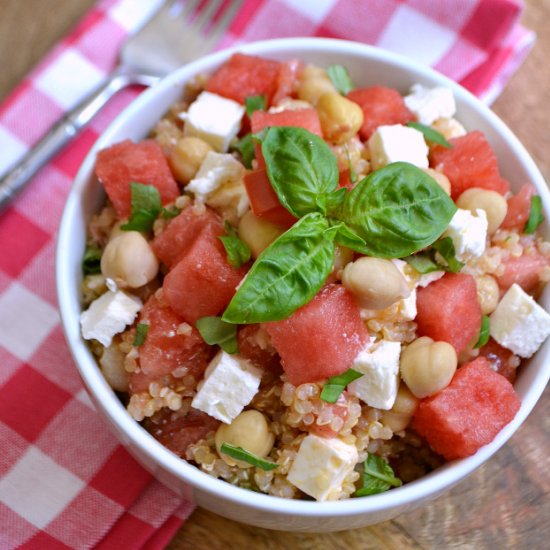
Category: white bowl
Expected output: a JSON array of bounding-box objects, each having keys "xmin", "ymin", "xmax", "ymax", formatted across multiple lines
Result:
[{"xmin": 56, "ymin": 37, "xmax": 550, "ymax": 532}]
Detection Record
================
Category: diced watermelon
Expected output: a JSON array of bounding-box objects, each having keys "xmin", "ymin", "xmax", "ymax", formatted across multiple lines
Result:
[
  {"xmin": 479, "ymin": 338, "xmax": 518, "ymax": 383},
  {"xmin": 272, "ymin": 59, "xmax": 303, "ymax": 105},
  {"xmin": 430, "ymin": 131, "xmax": 510, "ymax": 200},
  {"xmin": 95, "ymin": 139, "xmax": 179, "ymax": 218},
  {"xmin": 338, "ymin": 168, "xmax": 355, "ymax": 190},
  {"xmin": 412, "ymin": 357, "xmax": 521, "ymax": 460},
  {"xmin": 237, "ymin": 325, "xmax": 282, "ymax": 374},
  {"xmin": 152, "ymin": 205, "xmax": 224, "ymax": 269},
  {"xmin": 264, "ymin": 284, "xmax": 368, "ymax": 385},
  {"xmin": 144, "ymin": 408, "xmax": 220, "ymax": 457},
  {"xmin": 129, "ymin": 295, "xmax": 212, "ymax": 394},
  {"xmin": 501, "ymin": 183, "xmax": 536, "ymax": 230},
  {"xmin": 347, "ymin": 86, "xmax": 413, "ymax": 140},
  {"xmin": 206, "ymin": 53, "xmax": 281, "ymax": 106},
  {"xmin": 416, "ymin": 273, "xmax": 482, "ymax": 353},
  {"xmin": 496, "ymin": 251, "xmax": 549, "ymax": 295},
  {"xmin": 163, "ymin": 229, "xmax": 247, "ymax": 324}
]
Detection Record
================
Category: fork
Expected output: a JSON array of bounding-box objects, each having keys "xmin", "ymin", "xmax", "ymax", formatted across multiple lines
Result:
[{"xmin": 0, "ymin": 0, "xmax": 242, "ymax": 211}]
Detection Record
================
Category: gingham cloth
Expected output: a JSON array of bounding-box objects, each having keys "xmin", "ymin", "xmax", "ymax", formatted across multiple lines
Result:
[{"xmin": 0, "ymin": 0, "xmax": 535, "ymax": 548}]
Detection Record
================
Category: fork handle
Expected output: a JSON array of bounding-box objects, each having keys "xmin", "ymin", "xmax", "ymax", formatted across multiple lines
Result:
[{"xmin": 0, "ymin": 67, "xmax": 160, "ymax": 212}]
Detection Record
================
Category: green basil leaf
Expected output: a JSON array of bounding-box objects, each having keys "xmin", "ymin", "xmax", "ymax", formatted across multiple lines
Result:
[
  {"xmin": 121, "ymin": 182, "xmax": 162, "ymax": 232},
  {"xmin": 320, "ymin": 368, "xmax": 363, "ymax": 403},
  {"xmin": 161, "ymin": 206, "xmax": 181, "ymax": 219},
  {"xmin": 262, "ymin": 126, "xmax": 339, "ymax": 218},
  {"xmin": 82, "ymin": 245, "xmax": 102, "ymax": 275},
  {"xmin": 355, "ymin": 453, "xmax": 402, "ymax": 497},
  {"xmin": 220, "ymin": 443, "xmax": 278, "ymax": 470},
  {"xmin": 325, "ymin": 188, "xmax": 347, "ymax": 214},
  {"xmin": 336, "ymin": 162, "xmax": 457, "ymax": 258},
  {"xmin": 406, "ymin": 121, "xmax": 452, "ymax": 148},
  {"xmin": 474, "ymin": 315, "xmax": 490, "ymax": 349},
  {"xmin": 327, "ymin": 64, "xmax": 355, "ymax": 95},
  {"xmin": 403, "ymin": 252, "xmax": 441, "ymax": 274},
  {"xmin": 196, "ymin": 316, "xmax": 239, "ymax": 354},
  {"xmin": 222, "ymin": 213, "xmax": 334, "ymax": 324},
  {"xmin": 330, "ymin": 221, "xmax": 367, "ymax": 252},
  {"xmin": 432, "ymin": 237, "xmax": 464, "ymax": 273},
  {"xmin": 232, "ymin": 133, "xmax": 255, "ymax": 169},
  {"xmin": 245, "ymin": 95, "xmax": 266, "ymax": 117},
  {"xmin": 133, "ymin": 323, "xmax": 149, "ymax": 347},
  {"xmin": 219, "ymin": 221, "xmax": 251, "ymax": 268},
  {"xmin": 524, "ymin": 195, "xmax": 544, "ymax": 234}
]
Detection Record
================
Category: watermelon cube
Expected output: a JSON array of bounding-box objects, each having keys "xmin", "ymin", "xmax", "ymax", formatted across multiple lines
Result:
[
  {"xmin": 264, "ymin": 284, "xmax": 368, "ymax": 385},
  {"xmin": 416, "ymin": 273, "xmax": 482, "ymax": 353},
  {"xmin": 237, "ymin": 325, "xmax": 282, "ymax": 374},
  {"xmin": 95, "ymin": 139, "xmax": 179, "ymax": 218},
  {"xmin": 501, "ymin": 183, "xmax": 536, "ymax": 230},
  {"xmin": 496, "ymin": 252, "xmax": 549, "ymax": 295},
  {"xmin": 272, "ymin": 59, "xmax": 303, "ymax": 105},
  {"xmin": 412, "ymin": 357, "xmax": 521, "ymax": 460}
]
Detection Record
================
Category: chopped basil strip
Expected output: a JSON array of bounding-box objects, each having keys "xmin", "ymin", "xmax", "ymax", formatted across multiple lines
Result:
[
  {"xmin": 133, "ymin": 323, "xmax": 149, "ymax": 347},
  {"xmin": 355, "ymin": 453, "xmax": 402, "ymax": 497},
  {"xmin": 343, "ymin": 144, "xmax": 358, "ymax": 184},
  {"xmin": 82, "ymin": 245, "xmax": 102, "ymax": 275},
  {"xmin": 161, "ymin": 206, "xmax": 181, "ymax": 219},
  {"xmin": 474, "ymin": 315, "xmax": 490, "ymax": 349},
  {"xmin": 406, "ymin": 121, "xmax": 452, "ymax": 148},
  {"xmin": 121, "ymin": 182, "xmax": 162, "ymax": 232},
  {"xmin": 524, "ymin": 195, "xmax": 544, "ymax": 234},
  {"xmin": 220, "ymin": 443, "xmax": 278, "ymax": 471},
  {"xmin": 219, "ymin": 221, "xmax": 251, "ymax": 268},
  {"xmin": 232, "ymin": 133, "xmax": 255, "ymax": 169},
  {"xmin": 320, "ymin": 368, "xmax": 363, "ymax": 403},
  {"xmin": 245, "ymin": 94, "xmax": 266, "ymax": 117},
  {"xmin": 196, "ymin": 316, "xmax": 239, "ymax": 354},
  {"xmin": 404, "ymin": 252, "xmax": 441, "ymax": 274},
  {"xmin": 327, "ymin": 64, "xmax": 355, "ymax": 95},
  {"xmin": 432, "ymin": 237, "xmax": 464, "ymax": 273}
]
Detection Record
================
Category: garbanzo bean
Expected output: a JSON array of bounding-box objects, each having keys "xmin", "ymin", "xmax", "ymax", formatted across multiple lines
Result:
[
  {"xmin": 333, "ymin": 245, "xmax": 354, "ymax": 273},
  {"xmin": 475, "ymin": 274, "xmax": 500, "ymax": 315},
  {"xmin": 99, "ymin": 341, "xmax": 129, "ymax": 392},
  {"xmin": 238, "ymin": 210, "xmax": 285, "ymax": 258},
  {"xmin": 380, "ymin": 384, "xmax": 419, "ymax": 432},
  {"xmin": 342, "ymin": 257, "xmax": 410, "ymax": 310},
  {"xmin": 400, "ymin": 337, "xmax": 457, "ymax": 398},
  {"xmin": 101, "ymin": 231, "xmax": 159, "ymax": 288},
  {"xmin": 431, "ymin": 117, "xmax": 467, "ymax": 140},
  {"xmin": 169, "ymin": 136, "xmax": 212, "ymax": 183},
  {"xmin": 422, "ymin": 168, "xmax": 451, "ymax": 195},
  {"xmin": 316, "ymin": 92, "xmax": 364, "ymax": 144},
  {"xmin": 297, "ymin": 65, "xmax": 337, "ymax": 105},
  {"xmin": 456, "ymin": 187, "xmax": 508, "ymax": 234},
  {"xmin": 215, "ymin": 410, "xmax": 275, "ymax": 468}
]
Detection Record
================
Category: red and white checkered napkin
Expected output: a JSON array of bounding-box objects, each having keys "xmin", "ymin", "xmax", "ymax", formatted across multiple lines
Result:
[{"xmin": 0, "ymin": 0, "xmax": 534, "ymax": 547}]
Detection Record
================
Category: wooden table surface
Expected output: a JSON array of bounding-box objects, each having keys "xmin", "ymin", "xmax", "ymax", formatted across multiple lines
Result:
[{"xmin": 1, "ymin": 1, "xmax": 548, "ymax": 548}]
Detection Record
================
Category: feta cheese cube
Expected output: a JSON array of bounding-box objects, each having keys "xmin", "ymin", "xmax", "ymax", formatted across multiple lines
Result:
[
  {"xmin": 80, "ymin": 290, "xmax": 142, "ymax": 347},
  {"xmin": 186, "ymin": 151, "xmax": 245, "ymax": 203},
  {"xmin": 490, "ymin": 283, "xmax": 550, "ymax": 358},
  {"xmin": 183, "ymin": 91, "xmax": 244, "ymax": 152},
  {"xmin": 287, "ymin": 434, "xmax": 358, "ymax": 501},
  {"xmin": 191, "ymin": 351, "xmax": 262, "ymax": 423},
  {"xmin": 404, "ymin": 84, "xmax": 456, "ymax": 126},
  {"xmin": 348, "ymin": 340, "xmax": 401, "ymax": 410},
  {"xmin": 368, "ymin": 124, "xmax": 429, "ymax": 170},
  {"xmin": 443, "ymin": 208, "xmax": 488, "ymax": 262}
]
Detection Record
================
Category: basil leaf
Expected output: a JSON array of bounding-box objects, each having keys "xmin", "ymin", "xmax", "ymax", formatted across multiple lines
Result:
[
  {"xmin": 406, "ymin": 121, "xmax": 451, "ymax": 148},
  {"xmin": 404, "ymin": 252, "xmax": 441, "ymax": 274},
  {"xmin": 432, "ymin": 237, "xmax": 464, "ymax": 273},
  {"xmin": 196, "ymin": 316, "xmax": 239, "ymax": 354},
  {"xmin": 220, "ymin": 443, "xmax": 278, "ymax": 471},
  {"xmin": 474, "ymin": 315, "xmax": 490, "ymax": 349},
  {"xmin": 325, "ymin": 188, "xmax": 347, "ymax": 214},
  {"xmin": 161, "ymin": 206, "xmax": 181, "ymax": 219},
  {"xmin": 219, "ymin": 221, "xmax": 251, "ymax": 268},
  {"xmin": 133, "ymin": 323, "xmax": 149, "ymax": 347},
  {"xmin": 245, "ymin": 95, "xmax": 266, "ymax": 117},
  {"xmin": 330, "ymin": 221, "xmax": 367, "ymax": 252},
  {"xmin": 222, "ymin": 213, "xmax": 334, "ymax": 324},
  {"xmin": 262, "ymin": 127, "xmax": 339, "ymax": 218},
  {"xmin": 327, "ymin": 64, "xmax": 355, "ymax": 95},
  {"xmin": 336, "ymin": 162, "xmax": 457, "ymax": 258},
  {"xmin": 524, "ymin": 195, "xmax": 544, "ymax": 234},
  {"xmin": 121, "ymin": 182, "xmax": 162, "ymax": 232},
  {"xmin": 320, "ymin": 368, "xmax": 363, "ymax": 403},
  {"xmin": 355, "ymin": 454, "xmax": 402, "ymax": 497},
  {"xmin": 82, "ymin": 245, "xmax": 102, "ymax": 275},
  {"xmin": 232, "ymin": 134, "xmax": 255, "ymax": 169}
]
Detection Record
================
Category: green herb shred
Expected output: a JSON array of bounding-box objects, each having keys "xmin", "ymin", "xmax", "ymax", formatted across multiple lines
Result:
[
  {"xmin": 82, "ymin": 245, "xmax": 102, "ymax": 275},
  {"xmin": 196, "ymin": 316, "xmax": 239, "ymax": 354},
  {"xmin": 320, "ymin": 368, "xmax": 363, "ymax": 403},
  {"xmin": 524, "ymin": 195, "xmax": 544, "ymax": 234},
  {"xmin": 327, "ymin": 64, "xmax": 355, "ymax": 95},
  {"xmin": 354, "ymin": 453, "xmax": 402, "ymax": 497},
  {"xmin": 133, "ymin": 323, "xmax": 149, "ymax": 347},
  {"xmin": 406, "ymin": 121, "xmax": 452, "ymax": 148},
  {"xmin": 121, "ymin": 182, "xmax": 162, "ymax": 232},
  {"xmin": 220, "ymin": 443, "xmax": 278, "ymax": 470},
  {"xmin": 474, "ymin": 315, "xmax": 490, "ymax": 349}
]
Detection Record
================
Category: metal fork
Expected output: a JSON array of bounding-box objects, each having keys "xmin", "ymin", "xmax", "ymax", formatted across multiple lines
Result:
[{"xmin": 0, "ymin": 0, "xmax": 242, "ymax": 211}]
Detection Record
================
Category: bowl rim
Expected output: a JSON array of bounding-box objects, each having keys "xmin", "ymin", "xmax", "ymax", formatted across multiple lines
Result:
[{"xmin": 56, "ymin": 36, "xmax": 550, "ymax": 518}]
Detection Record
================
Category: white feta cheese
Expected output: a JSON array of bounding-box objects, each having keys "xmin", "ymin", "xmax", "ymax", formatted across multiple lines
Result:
[
  {"xmin": 287, "ymin": 434, "xmax": 358, "ymax": 501},
  {"xmin": 183, "ymin": 91, "xmax": 244, "ymax": 152},
  {"xmin": 80, "ymin": 290, "xmax": 142, "ymax": 347},
  {"xmin": 368, "ymin": 124, "xmax": 429, "ymax": 170},
  {"xmin": 404, "ymin": 84, "xmax": 456, "ymax": 126},
  {"xmin": 191, "ymin": 351, "xmax": 262, "ymax": 423},
  {"xmin": 490, "ymin": 283, "xmax": 550, "ymax": 358},
  {"xmin": 348, "ymin": 340, "xmax": 401, "ymax": 410},
  {"xmin": 398, "ymin": 288, "xmax": 417, "ymax": 321},
  {"xmin": 443, "ymin": 208, "xmax": 488, "ymax": 262},
  {"xmin": 186, "ymin": 151, "xmax": 245, "ymax": 203}
]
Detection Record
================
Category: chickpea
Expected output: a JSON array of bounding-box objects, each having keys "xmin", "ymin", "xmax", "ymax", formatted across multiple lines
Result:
[
  {"xmin": 101, "ymin": 231, "xmax": 159, "ymax": 288},
  {"xmin": 342, "ymin": 257, "xmax": 410, "ymax": 310},
  {"xmin": 431, "ymin": 117, "xmax": 467, "ymax": 140},
  {"xmin": 475, "ymin": 274, "xmax": 500, "ymax": 315},
  {"xmin": 456, "ymin": 187, "xmax": 508, "ymax": 234},
  {"xmin": 400, "ymin": 337, "xmax": 457, "ymax": 398},
  {"xmin": 169, "ymin": 136, "xmax": 212, "ymax": 183},
  {"xmin": 380, "ymin": 384, "xmax": 419, "ymax": 432},
  {"xmin": 99, "ymin": 341, "xmax": 129, "ymax": 392},
  {"xmin": 238, "ymin": 210, "xmax": 285, "ymax": 258},
  {"xmin": 297, "ymin": 65, "xmax": 337, "ymax": 105},
  {"xmin": 215, "ymin": 410, "xmax": 275, "ymax": 468},
  {"xmin": 422, "ymin": 168, "xmax": 451, "ymax": 195},
  {"xmin": 316, "ymin": 92, "xmax": 364, "ymax": 144},
  {"xmin": 333, "ymin": 245, "xmax": 354, "ymax": 273}
]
